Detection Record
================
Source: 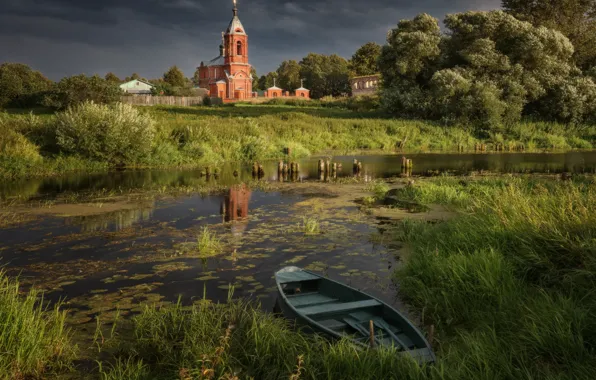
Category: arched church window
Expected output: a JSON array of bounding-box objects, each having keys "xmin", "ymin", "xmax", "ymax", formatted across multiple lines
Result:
[{"xmin": 237, "ymin": 41, "xmax": 243, "ymax": 56}]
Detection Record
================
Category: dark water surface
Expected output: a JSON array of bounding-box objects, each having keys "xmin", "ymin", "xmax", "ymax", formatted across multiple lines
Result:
[{"xmin": 0, "ymin": 187, "xmax": 399, "ymax": 325}]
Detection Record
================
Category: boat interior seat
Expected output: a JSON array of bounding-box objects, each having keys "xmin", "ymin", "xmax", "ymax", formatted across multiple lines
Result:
[
  {"xmin": 300, "ymin": 299, "xmax": 382, "ymax": 317},
  {"xmin": 289, "ymin": 293, "xmax": 340, "ymax": 308}
]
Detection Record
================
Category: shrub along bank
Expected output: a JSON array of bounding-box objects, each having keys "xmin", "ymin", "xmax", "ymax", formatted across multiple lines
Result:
[
  {"xmin": 391, "ymin": 176, "xmax": 596, "ymax": 379},
  {"xmin": 1, "ymin": 102, "xmax": 594, "ymax": 179}
]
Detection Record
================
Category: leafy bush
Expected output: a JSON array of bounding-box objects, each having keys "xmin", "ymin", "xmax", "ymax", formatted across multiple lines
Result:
[
  {"xmin": 55, "ymin": 101, "xmax": 156, "ymax": 165},
  {"xmin": 0, "ymin": 63, "xmax": 53, "ymax": 108},
  {"xmin": 44, "ymin": 75, "xmax": 121, "ymax": 110},
  {"xmin": 0, "ymin": 117, "xmax": 42, "ymax": 163}
]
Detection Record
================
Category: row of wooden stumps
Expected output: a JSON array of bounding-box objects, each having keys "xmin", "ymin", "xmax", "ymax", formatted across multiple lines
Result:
[
  {"xmin": 318, "ymin": 159, "xmax": 342, "ymax": 181},
  {"xmin": 401, "ymin": 156, "xmax": 413, "ymax": 177},
  {"xmin": 252, "ymin": 162, "xmax": 265, "ymax": 179},
  {"xmin": 368, "ymin": 320, "xmax": 435, "ymax": 349},
  {"xmin": 278, "ymin": 161, "xmax": 300, "ymax": 182}
]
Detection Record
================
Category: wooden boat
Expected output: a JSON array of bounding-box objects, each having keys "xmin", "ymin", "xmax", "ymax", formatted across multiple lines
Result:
[{"xmin": 274, "ymin": 266, "xmax": 436, "ymax": 364}]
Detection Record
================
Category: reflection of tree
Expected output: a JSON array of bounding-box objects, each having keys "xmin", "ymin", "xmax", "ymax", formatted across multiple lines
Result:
[
  {"xmin": 65, "ymin": 203, "xmax": 155, "ymax": 232},
  {"xmin": 221, "ymin": 184, "xmax": 251, "ymax": 237}
]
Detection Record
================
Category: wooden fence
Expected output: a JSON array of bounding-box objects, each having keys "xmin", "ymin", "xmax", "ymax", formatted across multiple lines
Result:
[{"xmin": 120, "ymin": 96, "xmax": 204, "ymax": 106}]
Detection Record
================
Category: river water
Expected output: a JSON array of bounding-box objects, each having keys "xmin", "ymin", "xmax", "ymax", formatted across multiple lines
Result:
[{"xmin": 0, "ymin": 152, "xmax": 594, "ymax": 327}]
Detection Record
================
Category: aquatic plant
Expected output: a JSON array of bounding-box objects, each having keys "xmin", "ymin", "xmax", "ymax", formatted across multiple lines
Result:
[
  {"xmin": 197, "ymin": 226, "xmax": 223, "ymax": 257},
  {"xmin": 393, "ymin": 176, "xmax": 596, "ymax": 379},
  {"xmin": 366, "ymin": 180, "xmax": 390, "ymax": 201},
  {"xmin": 301, "ymin": 216, "xmax": 320, "ymax": 235},
  {"xmin": 0, "ymin": 272, "xmax": 74, "ymax": 378}
]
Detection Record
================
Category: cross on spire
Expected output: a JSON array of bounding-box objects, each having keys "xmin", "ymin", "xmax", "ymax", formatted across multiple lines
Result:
[{"xmin": 233, "ymin": 0, "xmax": 238, "ymax": 16}]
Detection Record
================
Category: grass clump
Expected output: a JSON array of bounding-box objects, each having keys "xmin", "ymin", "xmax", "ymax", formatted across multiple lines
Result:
[
  {"xmin": 0, "ymin": 272, "xmax": 74, "ymax": 378},
  {"xmin": 393, "ymin": 176, "xmax": 596, "ymax": 379},
  {"xmin": 366, "ymin": 180, "xmax": 390, "ymax": 200},
  {"xmin": 301, "ymin": 216, "xmax": 321, "ymax": 235},
  {"xmin": 106, "ymin": 300, "xmax": 427, "ymax": 380},
  {"xmin": 196, "ymin": 226, "xmax": 223, "ymax": 257}
]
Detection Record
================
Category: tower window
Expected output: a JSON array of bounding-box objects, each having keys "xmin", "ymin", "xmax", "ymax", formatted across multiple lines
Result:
[{"xmin": 237, "ymin": 41, "xmax": 243, "ymax": 56}]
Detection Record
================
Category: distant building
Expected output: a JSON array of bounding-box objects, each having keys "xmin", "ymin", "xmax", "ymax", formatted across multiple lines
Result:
[
  {"xmin": 119, "ymin": 79, "xmax": 155, "ymax": 95},
  {"xmin": 295, "ymin": 87, "xmax": 310, "ymax": 98},
  {"xmin": 350, "ymin": 74, "xmax": 380, "ymax": 96}
]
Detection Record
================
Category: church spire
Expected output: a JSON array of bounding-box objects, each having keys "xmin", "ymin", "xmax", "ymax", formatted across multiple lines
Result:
[{"xmin": 233, "ymin": 0, "xmax": 238, "ymax": 17}]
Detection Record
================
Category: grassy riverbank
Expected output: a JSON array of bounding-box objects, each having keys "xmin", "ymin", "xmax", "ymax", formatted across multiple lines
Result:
[
  {"xmin": 391, "ymin": 176, "xmax": 596, "ymax": 379},
  {"xmin": 1, "ymin": 103, "xmax": 595, "ymax": 180}
]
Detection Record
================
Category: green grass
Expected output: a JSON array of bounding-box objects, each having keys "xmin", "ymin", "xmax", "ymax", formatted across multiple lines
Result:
[
  {"xmin": 196, "ymin": 226, "xmax": 223, "ymax": 257},
  {"xmin": 391, "ymin": 176, "xmax": 596, "ymax": 379},
  {"xmin": 0, "ymin": 272, "xmax": 74, "ymax": 379},
  {"xmin": 100, "ymin": 299, "xmax": 428, "ymax": 380},
  {"xmin": 1, "ymin": 104, "xmax": 594, "ymax": 179},
  {"xmin": 301, "ymin": 216, "xmax": 321, "ymax": 235}
]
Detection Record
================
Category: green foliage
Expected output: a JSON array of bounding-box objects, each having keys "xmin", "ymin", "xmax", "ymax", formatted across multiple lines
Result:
[
  {"xmin": 115, "ymin": 300, "xmax": 425, "ymax": 379},
  {"xmin": 366, "ymin": 180, "xmax": 390, "ymax": 200},
  {"xmin": 277, "ymin": 60, "xmax": 302, "ymax": 91},
  {"xmin": 349, "ymin": 42, "xmax": 382, "ymax": 76},
  {"xmin": 258, "ymin": 72, "xmax": 278, "ymax": 91},
  {"xmin": 163, "ymin": 65, "xmax": 186, "ymax": 88},
  {"xmin": 502, "ymin": 0, "xmax": 596, "ymax": 69},
  {"xmin": 0, "ymin": 63, "xmax": 53, "ymax": 108},
  {"xmin": 43, "ymin": 74, "xmax": 121, "ymax": 110},
  {"xmin": 196, "ymin": 226, "xmax": 223, "ymax": 257},
  {"xmin": 380, "ymin": 10, "xmax": 596, "ymax": 129},
  {"xmin": 250, "ymin": 66, "xmax": 258, "ymax": 90},
  {"xmin": 55, "ymin": 101, "xmax": 156, "ymax": 165},
  {"xmin": 104, "ymin": 72, "xmax": 121, "ymax": 83},
  {"xmin": 299, "ymin": 53, "xmax": 352, "ymax": 99},
  {"xmin": 0, "ymin": 272, "xmax": 74, "ymax": 378},
  {"xmin": 393, "ymin": 177, "xmax": 596, "ymax": 379},
  {"xmin": 301, "ymin": 216, "xmax": 320, "ymax": 235}
]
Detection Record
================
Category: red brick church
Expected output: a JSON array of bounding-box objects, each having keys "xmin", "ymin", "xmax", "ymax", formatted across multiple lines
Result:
[
  {"xmin": 197, "ymin": 1, "xmax": 252, "ymax": 100},
  {"xmin": 197, "ymin": 1, "xmax": 310, "ymax": 101}
]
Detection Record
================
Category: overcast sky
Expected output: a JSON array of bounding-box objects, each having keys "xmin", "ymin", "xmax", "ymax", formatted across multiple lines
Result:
[{"xmin": 0, "ymin": 0, "xmax": 501, "ymax": 80}]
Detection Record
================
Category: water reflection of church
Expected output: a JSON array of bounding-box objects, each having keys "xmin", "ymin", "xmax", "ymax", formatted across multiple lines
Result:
[{"xmin": 221, "ymin": 185, "xmax": 251, "ymax": 236}]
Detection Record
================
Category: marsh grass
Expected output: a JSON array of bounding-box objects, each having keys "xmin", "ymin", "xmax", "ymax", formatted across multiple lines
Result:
[
  {"xmin": 301, "ymin": 216, "xmax": 321, "ymax": 235},
  {"xmin": 0, "ymin": 272, "xmax": 74, "ymax": 379},
  {"xmin": 196, "ymin": 226, "xmax": 223, "ymax": 257},
  {"xmin": 104, "ymin": 299, "xmax": 428, "ymax": 380},
  {"xmin": 366, "ymin": 180, "xmax": 390, "ymax": 201},
  {"xmin": 393, "ymin": 176, "xmax": 596, "ymax": 379},
  {"xmin": 2, "ymin": 105, "xmax": 593, "ymax": 179}
]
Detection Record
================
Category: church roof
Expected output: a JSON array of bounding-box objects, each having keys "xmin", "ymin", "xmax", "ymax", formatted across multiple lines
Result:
[
  {"xmin": 268, "ymin": 86, "xmax": 282, "ymax": 90},
  {"xmin": 226, "ymin": 16, "xmax": 245, "ymax": 34},
  {"xmin": 296, "ymin": 87, "xmax": 309, "ymax": 91},
  {"xmin": 207, "ymin": 55, "xmax": 225, "ymax": 66}
]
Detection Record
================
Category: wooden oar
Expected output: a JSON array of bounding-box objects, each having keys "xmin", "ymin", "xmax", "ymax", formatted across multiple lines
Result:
[{"xmin": 373, "ymin": 318, "xmax": 408, "ymax": 351}]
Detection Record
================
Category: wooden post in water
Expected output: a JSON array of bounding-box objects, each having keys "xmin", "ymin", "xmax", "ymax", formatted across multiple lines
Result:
[
  {"xmin": 318, "ymin": 160, "xmax": 325, "ymax": 175},
  {"xmin": 357, "ymin": 161, "xmax": 363, "ymax": 174},
  {"xmin": 258, "ymin": 164, "xmax": 265, "ymax": 179},
  {"xmin": 332, "ymin": 163, "xmax": 337, "ymax": 179},
  {"xmin": 294, "ymin": 163, "xmax": 300, "ymax": 180},
  {"xmin": 401, "ymin": 156, "xmax": 407, "ymax": 168},
  {"xmin": 278, "ymin": 161, "xmax": 284, "ymax": 177},
  {"xmin": 252, "ymin": 163, "xmax": 258, "ymax": 178},
  {"xmin": 369, "ymin": 320, "xmax": 375, "ymax": 348},
  {"xmin": 353, "ymin": 159, "xmax": 359, "ymax": 174}
]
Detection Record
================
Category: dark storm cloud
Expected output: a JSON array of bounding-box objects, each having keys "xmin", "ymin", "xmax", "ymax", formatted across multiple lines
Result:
[{"xmin": 0, "ymin": 0, "xmax": 501, "ymax": 80}]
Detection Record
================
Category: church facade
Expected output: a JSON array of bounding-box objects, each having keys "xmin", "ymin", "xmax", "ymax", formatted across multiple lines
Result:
[{"xmin": 197, "ymin": 1, "xmax": 253, "ymax": 100}]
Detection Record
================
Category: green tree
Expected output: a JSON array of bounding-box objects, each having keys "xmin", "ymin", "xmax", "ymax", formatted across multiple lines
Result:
[
  {"xmin": 502, "ymin": 0, "xmax": 596, "ymax": 68},
  {"xmin": 43, "ymin": 74, "xmax": 121, "ymax": 110},
  {"xmin": 192, "ymin": 68, "xmax": 201, "ymax": 86},
  {"xmin": 349, "ymin": 42, "xmax": 382, "ymax": 77},
  {"xmin": 0, "ymin": 63, "xmax": 53, "ymax": 108},
  {"xmin": 276, "ymin": 60, "xmax": 301, "ymax": 90},
  {"xmin": 250, "ymin": 67, "xmax": 258, "ymax": 90},
  {"xmin": 163, "ymin": 66, "xmax": 186, "ymax": 88},
  {"xmin": 299, "ymin": 53, "xmax": 351, "ymax": 99},
  {"xmin": 104, "ymin": 72, "xmax": 121, "ymax": 83},
  {"xmin": 125, "ymin": 73, "xmax": 141, "ymax": 82},
  {"xmin": 258, "ymin": 72, "xmax": 278, "ymax": 90}
]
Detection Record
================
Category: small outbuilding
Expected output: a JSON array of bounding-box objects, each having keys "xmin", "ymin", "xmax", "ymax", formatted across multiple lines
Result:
[
  {"xmin": 119, "ymin": 79, "xmax": 155, "ymax": 95},
  {"xmin": 295, "ymin": 87, "xmax": 310, "ymax": 99}
]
